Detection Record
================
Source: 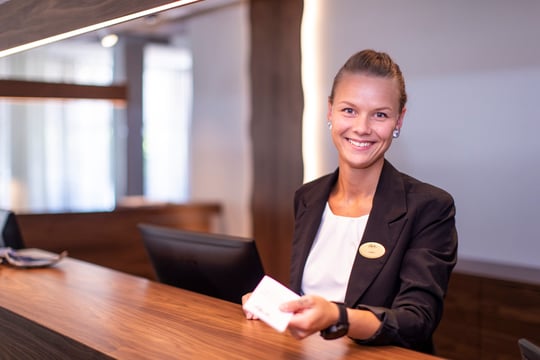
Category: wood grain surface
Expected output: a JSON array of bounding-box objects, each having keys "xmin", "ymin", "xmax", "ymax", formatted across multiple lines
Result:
[
  {"xmin": 0, "ymin": 79, "xmax": 127, "ymax": 102},
  {"xmin": 0, "ymin": 254, "xmax": 442, "ymax": 359},
  {"xmin": 17, "ymin": 203, "xmax": 221, "ymax": 279},
  {"xmin": 249, "ymin": 0, "xmax": 304, "ymax": 286},
  {"xmin": 434, "ymin": 272, "xmax": 540, "ymax": 360},
  {"xmin": 0, "ymin": 0, "xmax": 202, "ymax": 53}
]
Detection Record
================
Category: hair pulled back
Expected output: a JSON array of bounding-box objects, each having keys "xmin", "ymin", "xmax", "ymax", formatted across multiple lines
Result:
[{"xmin": 329, "ymin": 49, "xmax": 407, "ymax": 112}]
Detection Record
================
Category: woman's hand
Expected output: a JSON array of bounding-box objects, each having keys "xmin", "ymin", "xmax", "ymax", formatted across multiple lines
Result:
[
  {"xmin": 279, "ymin": 295, "xmax": 340, "ymax": 339},
  {"xmin": 241, "ymin": 292, "xmax": 259, "ymax": 320}
]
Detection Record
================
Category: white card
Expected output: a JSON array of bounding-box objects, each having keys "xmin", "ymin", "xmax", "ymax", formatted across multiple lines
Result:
[{"xmin": 243, "ymin": 275, "xmax": 300, "ymax": 332}]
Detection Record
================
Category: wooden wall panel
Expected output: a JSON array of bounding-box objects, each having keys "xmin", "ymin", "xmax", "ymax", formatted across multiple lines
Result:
[
  {"xmin": 434, "ymin": 273, "xmax": 482, "ymax": 358},
  {"xmin": 435, "ymin": 272, "xmax": 540, "ymax": 360},
  {"xmin": 249, "ymin": 0, "xmax": 304, "ymax": 285},
  {"xmin": 17, "ymin": 203, "xmax": 221, "ymax": 279},
  {"xmin": 480, "ymin": 278, "xmax": 540, "ymax": 360}
]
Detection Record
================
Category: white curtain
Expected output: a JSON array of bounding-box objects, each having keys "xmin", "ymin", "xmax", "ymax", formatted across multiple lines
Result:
[
  {"xmin": 0, "ymin": 41, "xmax": 115, "ymax": 212},
  {"xmin": 0, "ymin": 40, "xmax": 193, "ymax": 213},
  {"xmin": 143, "ymin": 44, "xmax": 192, "ymax": 203}
]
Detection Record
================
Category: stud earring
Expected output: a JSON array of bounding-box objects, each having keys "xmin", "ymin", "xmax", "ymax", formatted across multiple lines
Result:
[
  {"xmin": 327, "ymin": 121, "xmax": 332, "ymax": 130},
  {"xmin": 392, "ymin": 128, "xmax": 400, "ymax": 138}
]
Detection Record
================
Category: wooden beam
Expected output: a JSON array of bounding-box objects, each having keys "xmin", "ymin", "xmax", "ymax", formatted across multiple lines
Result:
[{"xmin": 0, "ymin": 79, "xmax": 127, "ymax": 102}]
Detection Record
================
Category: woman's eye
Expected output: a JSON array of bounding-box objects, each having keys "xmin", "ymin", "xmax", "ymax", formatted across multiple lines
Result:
[
  {"xmin": 375, "ymin": 112, "xmax": 388, "ymax": 119},
  {"xmin": 342, "ymin": 108, "xmax": 355, "ymax": 115}
]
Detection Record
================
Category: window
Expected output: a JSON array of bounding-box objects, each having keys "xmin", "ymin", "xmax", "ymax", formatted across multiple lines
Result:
[
  {"xmin": 143, "ymin": 44, "xmax": 192, "ymax": 203},
  {"xmin": 0, "ymin": 41, "xmax": 115, "ymax": 213},
  {"xmin": 0, "ymin": 39, "xmax": 192, "ymax": 213}
]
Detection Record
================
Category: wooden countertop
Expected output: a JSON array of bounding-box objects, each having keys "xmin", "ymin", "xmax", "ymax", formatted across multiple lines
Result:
[{"xmin": 0, "ymin": 251, "xmax": 442, "ymax": 359}]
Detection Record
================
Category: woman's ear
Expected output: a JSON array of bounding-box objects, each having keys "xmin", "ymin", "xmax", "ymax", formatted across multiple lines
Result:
[
  {"xmin": 396, "ymin": 107, "xmax": 407, "ymax": 129},
  {"xmin": 327, "ymin": 100, "xmax": 333, "ymax": 124}
]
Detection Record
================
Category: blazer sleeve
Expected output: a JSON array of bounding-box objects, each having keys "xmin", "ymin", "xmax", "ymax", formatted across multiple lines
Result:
[{"xmin": 354, "ymin": 187, "xmax": 458, "ymax": 352}]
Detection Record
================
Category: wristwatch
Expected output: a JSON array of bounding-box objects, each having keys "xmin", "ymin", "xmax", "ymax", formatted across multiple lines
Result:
[{"xmin": 320, "ymin": 302, "xmax": 349, "ymax": 340}]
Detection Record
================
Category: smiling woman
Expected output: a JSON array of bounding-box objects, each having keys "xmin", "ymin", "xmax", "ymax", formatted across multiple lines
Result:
[{"xmin": 282, "ymin": 50, "xmax": 457, "ymax": 354}]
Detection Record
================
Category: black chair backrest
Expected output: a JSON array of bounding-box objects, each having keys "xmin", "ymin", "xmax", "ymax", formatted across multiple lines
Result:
[
  {"xmin": 0, "ymin": 210, "xmax": 25, "ymax": 249},
  {"xmin": 139, "ymin": 223, "xmax": 265, "ymax": 304},
  {"xmin": 519, "ymin": 338, "xmax": 540, "ymax": 360}
]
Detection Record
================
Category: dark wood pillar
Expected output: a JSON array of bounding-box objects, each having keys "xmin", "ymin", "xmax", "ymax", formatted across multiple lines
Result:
[{"xmin": 249, "ymin": 0, "xmax": 304, "ymax": 285}]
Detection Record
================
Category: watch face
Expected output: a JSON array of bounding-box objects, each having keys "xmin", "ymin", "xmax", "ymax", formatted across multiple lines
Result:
[{"xmin": 321, "ymin": 324, "xmax": 348, "ymax": 340}]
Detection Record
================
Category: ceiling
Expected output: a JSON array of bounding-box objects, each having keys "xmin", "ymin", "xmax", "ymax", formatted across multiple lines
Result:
[
  {"xmin": 83, "ymin": 0, "xmax": 241, "ymax": 43},
  {"xmin": 0, "ymin": 0, "xmax": 242, "ymax": 56}
]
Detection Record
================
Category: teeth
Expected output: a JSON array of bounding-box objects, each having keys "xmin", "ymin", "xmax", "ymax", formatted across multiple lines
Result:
[{"xmin": 348, "ymin": 139, "xmax": 370, "ymax": 147}]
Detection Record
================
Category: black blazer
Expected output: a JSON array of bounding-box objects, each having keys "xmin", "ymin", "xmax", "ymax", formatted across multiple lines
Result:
[{"xmin": 290, "ymin": 160, "xmax": 457, "ymax": 353}]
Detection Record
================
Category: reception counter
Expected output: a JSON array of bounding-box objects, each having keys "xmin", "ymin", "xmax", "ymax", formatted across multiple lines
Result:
[{"xmin": 0, "ymin": 252, "xmax": 442, "ymax": 359}]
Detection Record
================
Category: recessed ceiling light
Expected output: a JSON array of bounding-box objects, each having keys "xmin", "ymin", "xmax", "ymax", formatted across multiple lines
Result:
[{"xmin": 101, "ymin": 34, "xmax": 119, "ymax": 48}]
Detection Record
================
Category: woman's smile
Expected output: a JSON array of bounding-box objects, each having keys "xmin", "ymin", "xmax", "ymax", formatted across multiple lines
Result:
[{"xmin": 346, "ymin": 138, "xmax": 372, "ymax": 148}]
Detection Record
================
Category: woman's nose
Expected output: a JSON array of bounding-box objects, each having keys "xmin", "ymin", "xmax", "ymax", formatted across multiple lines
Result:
[{"xmin": 352, "ymin": 115, "xmax": 371, "ymax": 134}]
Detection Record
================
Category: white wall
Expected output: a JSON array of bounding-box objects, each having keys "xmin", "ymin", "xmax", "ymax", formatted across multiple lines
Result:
[
  {"xmin": 183, "ymin": 0, "xmax": 540, "ymax": 269},
  {"xmin": 186, "ymin": 2, "xmax": 252, "ymax": 237},
  {"xmin": 304, "ymin": 0, "xmax": 540, "ymax": 269}
]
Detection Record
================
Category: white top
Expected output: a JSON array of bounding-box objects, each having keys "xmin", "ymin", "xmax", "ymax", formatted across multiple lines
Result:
[{"xmin": 301, "ymin": 202, "xmax": 369, "ymax": 302}]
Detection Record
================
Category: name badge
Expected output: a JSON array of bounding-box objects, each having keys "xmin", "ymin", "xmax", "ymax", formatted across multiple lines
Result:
[{"xmin": 359, "ymin": 242, "xmax": 385, "ymax": 259}]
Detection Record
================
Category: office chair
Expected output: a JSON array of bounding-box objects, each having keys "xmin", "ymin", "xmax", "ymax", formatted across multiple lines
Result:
[
  {"xmin": 0, "ymin": 209, "xmax": 25, "ymax": 249},
  {"xmin": 519, "ymin": 338, "xmax": 540, "ymax": 360}
]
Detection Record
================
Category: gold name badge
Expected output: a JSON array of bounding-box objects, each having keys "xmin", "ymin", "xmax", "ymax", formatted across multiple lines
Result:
[{"xmin": 359, "ymin": 242, "xmax": 386, "ymax": 259}]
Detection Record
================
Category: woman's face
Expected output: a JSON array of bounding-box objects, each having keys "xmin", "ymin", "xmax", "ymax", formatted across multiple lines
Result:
[{"xmin": 328, "ymin": 73, "xmax": 405, "ymax": 171}]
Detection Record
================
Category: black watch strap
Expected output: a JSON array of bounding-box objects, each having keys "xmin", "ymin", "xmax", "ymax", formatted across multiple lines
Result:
[{"xmin": 320, "ymin": 302, "xmax": 349, "ymax": 340}]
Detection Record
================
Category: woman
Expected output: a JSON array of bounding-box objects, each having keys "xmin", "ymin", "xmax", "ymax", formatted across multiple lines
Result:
[{"xmin": 245, "ymin": 49, "xmax": 457, "ymax": 354}]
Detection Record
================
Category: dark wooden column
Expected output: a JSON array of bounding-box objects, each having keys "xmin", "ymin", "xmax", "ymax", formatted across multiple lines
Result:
[{"xmin": 249, "ymin": 0, "xmax": 304, "ymax": 285}]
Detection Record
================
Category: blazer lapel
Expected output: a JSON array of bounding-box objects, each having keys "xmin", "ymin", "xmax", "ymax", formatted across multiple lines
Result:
[
  {"xmin": 345, "ymin": 160, "xmax": 408, "ymax": 306},
  {"xmin": 290, "ymin": 171, "xmax": 337, "ymax": 293}
]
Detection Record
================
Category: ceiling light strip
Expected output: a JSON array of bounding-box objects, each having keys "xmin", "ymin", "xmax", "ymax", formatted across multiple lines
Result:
[{"xmin": 0, "ymin": 0, "xmax": 200, "ymax": 58}]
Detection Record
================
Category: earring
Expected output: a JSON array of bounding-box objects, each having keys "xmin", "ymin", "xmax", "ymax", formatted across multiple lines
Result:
[
  {"xmin": 392, "ymin": 128, "xmax": 400, "ymax": 138},
  {"xmin": 327, "ymin": 121, "xmax": 332, "ymax": 130}
]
